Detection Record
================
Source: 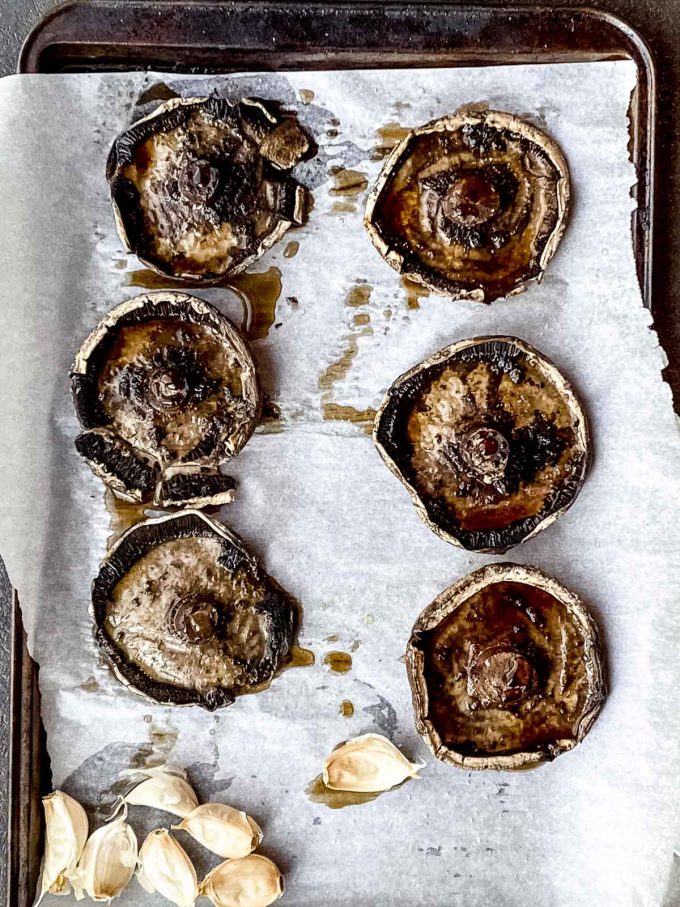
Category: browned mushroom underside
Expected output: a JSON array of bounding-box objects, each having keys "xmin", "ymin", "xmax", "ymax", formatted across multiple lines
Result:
[
  {"xmin": 93, "ymin": 318, "xmax": 253, "ymax": 467},
  {"xmin": 115, "ymin": 104, "xmax": 307, "ymax": 279},
  {"xmin": 370, "ymin": 125, "xmax": 562, "ymax": 299},
  {"xmin": 105, "ymin": 536, "xmax": 273, "ymax": 694},
  {"xmin": 421, "ymin": 581, "xmax": 596, "ymax": 757},
  {"xmin": 405, "ymin": 353, "xmax": 579, "ymax": 534}
]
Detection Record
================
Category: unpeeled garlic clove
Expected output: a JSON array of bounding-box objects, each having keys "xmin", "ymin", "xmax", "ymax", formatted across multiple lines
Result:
[
  {"xmin": 137, "ymin": 829, "xmax": 198, "ymax": 907},
  {"xmin": 323, "ymin": 733, "xmax": 423, "ymax": 792},
  {"xmin": 173, "ymin": 803, "xmax": 262, "ymax": 859},
  {"xmin": 122, "ymin": 765, "xmax": 199, "ymax": 818},
  {"xmin": 68, "ymin": 808, "xmax": 138, "ymax": 901},
  {"xmin": 201, "ymin": 854, "xmax": 283, "ymax": 907},
  {"xmin": 38, "ymin": 791, "xmax": 89, "ymax": 902}
]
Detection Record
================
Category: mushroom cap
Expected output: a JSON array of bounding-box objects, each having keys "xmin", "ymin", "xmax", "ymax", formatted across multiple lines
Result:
[
  {"xmin": 364, "ymin": 108, "xmax": 569, "ymax": 302},
  {"xmin": 92, "ymin": 510, "xmax": 297, "ymax": 710},
  {"xmin": 71, "ymin": 291, "xmax": 260, "ymax": 508},
  {"xmin": 107, "ymin": 96, "xmax": 311, "ymax": 282},
  {"xmin": 406, "ymin": 563, "xmax": 606, "ymax": 770},
  {"xmin": 373, "ymin": 336, "xmax": 589, "ymax": 553}
]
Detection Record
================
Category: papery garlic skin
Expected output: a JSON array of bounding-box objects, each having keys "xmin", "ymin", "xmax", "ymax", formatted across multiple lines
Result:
[
  {"xmin": 137, "ymin": 829, "xmax": 198, "ymax": 907},
  {"xmin": 323, "ymin": 733, "xmax": 422, "ymax": 792},
  {"xmin": 173, "ymin": 803, "xmax": 262, "ymax": 859},
  {"xmin": 68, "ymin": 810, "xmax": 138, "ymax": 902},
  {"xmin": 122, "ymin": 765, "xmax": 199, "ymax": 818},
  {"xmin": 38, "ymin": 791, "xmax": 89, "ymax": 902},
  {"xmin": 201, "ymin": 854, "xmax": 283, "ymax": 907}
]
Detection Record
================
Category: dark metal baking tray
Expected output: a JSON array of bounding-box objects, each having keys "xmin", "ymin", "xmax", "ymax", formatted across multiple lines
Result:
[{"xmin": 5, "ymin": 4, "xmax": 655, "ymax": 904}]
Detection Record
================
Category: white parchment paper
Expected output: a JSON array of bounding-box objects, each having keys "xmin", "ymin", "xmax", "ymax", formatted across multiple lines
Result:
[{"xmin": 0, "ymin": 62, "xmax": 679, "ymax": 906}]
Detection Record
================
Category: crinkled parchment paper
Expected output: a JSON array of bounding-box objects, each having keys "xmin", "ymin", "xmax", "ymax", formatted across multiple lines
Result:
[{"xmin": 0, "ymin": 61, "xmax": 679, "ymax": 906}]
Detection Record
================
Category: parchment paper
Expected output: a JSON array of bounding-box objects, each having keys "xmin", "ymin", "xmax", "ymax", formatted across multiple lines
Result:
[{"xmin": 0, "ymin": 62, "xmax": 679, "ymax": 906}]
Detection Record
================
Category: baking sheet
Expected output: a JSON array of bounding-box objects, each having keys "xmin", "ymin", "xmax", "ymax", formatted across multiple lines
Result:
[{"xmin": 0, "ymin": 61, "xmax": 679, "ymax": 906}]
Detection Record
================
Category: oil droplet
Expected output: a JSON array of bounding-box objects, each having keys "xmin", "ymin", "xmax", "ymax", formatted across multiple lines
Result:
[
  {"xmin": 306, "ymin": 774, "xmax": 379, "ymax": 809},
  {"xmin": 287, "ymin": 645, "xmax": 316, "ymax": 668},
  {"xmin": 124, "ymin": 266, "xmax": 283, "ymax": 342},
  {"xmin": 401, "ymin": 276, "xmax": 430, "ymax": 310},
  {"xmin": 299, "ymin": 89, "xmax": 315, "ymax": 106},
  {"xmin": 372, "ymin": 122, "xmax": 411, "ymax": 160},
  {"xmin": 324, "ymin": 651, "xmax": 352, "ymax": 674},
  {"xmin": 80, "ymin": 676, "xmax": 99, "ymax": 693},
  {"xmin": 125, "ymin": 269, "xmax": 176, "ymax": 290},
  {"xmin": 137, "ymin": 81, "xmax": 181, "ymax": 106},
  {"xmin": 340, "ymin": 699, "xmax": 354, "ymax": 718},
  {"xmin": 364, "ymin": 614, "xmax": 375, "ymax": 625},
  {"xmin": 225, "ymin": 267, "xmax": 283, "ymax": 341},
  {"xmin": 346, "ymin": 283, "xmax": 372, "ymax": 308},
  {"xmin": 331, "ymin": 201, "xmax": 356, "ymax": 215},
  {"xmin": 329, "ymin": 168, "xmax": 369, "ymax": 197},
  {"xmin": 319, "ymin": 284, "xmax": 375, "ymax": 429},
  {"xmin": 104, "ymin": 488, "xmax": 147, "ymax": 548},
  {"xmin": 283, "ymin": 240, "xmax": 299, "ymax": 259},
  {"xmin": 318, "ymin": 335, "xmax": 362, "ymax": 392},
  {"xmin": 321, "ymin": 404, "xmax": 376, "ymax": 435}
]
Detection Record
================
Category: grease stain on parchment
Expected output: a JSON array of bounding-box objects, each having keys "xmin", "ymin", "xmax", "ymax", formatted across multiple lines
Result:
[
  {"xmin": 372, "ymin": 122, "xmax": 411, "ymax": 160},
  {"xmin": 400, "ymin": 276, "xmax": 431, "ymax": 311},
  {"xmin": 124, "ymin": 266, "xmax": 282, "ymax": 342},
  {"xmin": 319, "ymin": 282, "xmax": 376, "ymax": 434},
  {"xmin": 137, "ymin": 82, "xmax": 181, "ymax": 106},
  {"xmin": 104, "ymin": 488, "xmax": 147, "ymax": 548},
  {"xmin": 329, "ymin": 167, "xmax": 369, "ymax": 215},
  {"xmin": 80, "ymin": 676, "xmax": 100, "ymax": 693},
  {"xmin": 323, "ymin": 651, "xmax": 352, "ymax": 674},
  {"xmin": 306, "ymin": 774, "xmax": 380, "ymax": 809}
]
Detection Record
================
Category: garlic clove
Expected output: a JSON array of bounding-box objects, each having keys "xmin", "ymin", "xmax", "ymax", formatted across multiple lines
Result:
[
  {"xmin": 201, "ymin": 854, "xmax": 283, "ymax": 907},
  {"xmin": 173, "ymin": 803, "xmax": 262, "ymax": 859},
  {"xmin": 137, "ymin": 829, "xmax": 198, "ymax": 907},
  {"xmin": 68, "ymin": 808, "xmax": 138, "ymax": 901},
  {"xmin": 38, "ymin": 791, "xmax": 89, "ymax": 902},
  {"xmin": 323, "ymin": 733, "xmax": 423, "ymax": 792},
  {"xmin": 122, "ymin": 765, "xmax": 199, "ymax": 819}
]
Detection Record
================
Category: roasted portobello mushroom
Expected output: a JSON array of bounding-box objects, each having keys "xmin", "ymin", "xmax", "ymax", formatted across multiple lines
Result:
[
  {"xmin": 406, "ymin": 563, "xmax": 606, "ymax": 770},
  {"xmin": 365, "ymin": 109, "xmax": 569, "ymax": 302},
  {"xmin": 374, "ymin": 336, "xmax": 589, "ymax": 553},
  {"xmin": 92, "ymin": 510, "xmax": 297, "ymax": 709},
  {"xmin": 71, "ymin": 291, "xmax": 260, "ymax": 508},
  {"xmin": 107, "ymin": 96, "xmax": 311, "ymax": 281}
]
